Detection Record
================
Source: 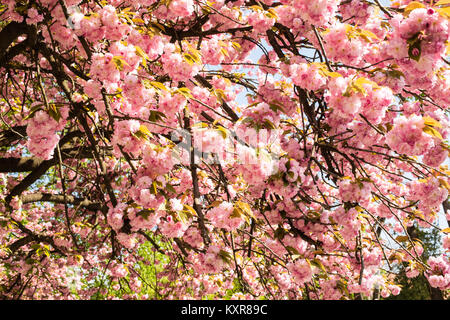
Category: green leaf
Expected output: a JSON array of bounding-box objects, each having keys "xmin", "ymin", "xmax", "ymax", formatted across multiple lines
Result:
[
  {"xmin": 149, "ymin": 81, "xmax": 168, "ymax": 91},
  {"xmin": 423, "ymin": 126, "xmax": 443, "ymax": 139},
  {"xmin": 310, "ymin": 258, "xmax": 328, "ymax": 274},
  {"xmin": 269, "ymin": 101, "xmax": 286, "ymax": 113},
  {"xmin": 396, "ymin": 235, "xmax": 410, "ymax": 242},
  {"xmin": 137, "ymin": 209, "xmax": 154, "ymax": 220},
  {"xmin": 435, "ymin": 0, "xmax": 450, "ymax": 6},
  {"xmin": 438, "ymin": 6, "xmax": 450, "ymax": 18},
  {"xmin": 231, "ymin": 41, "xmax": 241, "ymax": 51},
  {"xmin": 149, "ymin": 110, "xmax": 166, "ymax": 122},
  {"xmin": 404, "ymin": 1, "xmax": 426, "ymax": 15},
  {"xmin": 133, "ymin": 125, "xmax": 153, "ymax": 140},
  {"xmin": 441, "ymin": 228, "xmax": 450, "ymax": 234},
  {"xmin": 263, "ymin": 119, "xmax": 276, "ymax": 130},
  {"xmin": 135, "ymin": 45, "xmax": 149, "ymax": 67},
  {"xmin": 230, "ymin": 207, "xmax": 243, "ymax": 219},
  {"xmin": 24, "ymin": 104, "xmax": 43, "ymax": 120},
  {"xmin": 151, "ymin": 181, "xmax": 158, "ymax": 195},
  {"xmin": 274, "ymin": 227, "xmax": 286, "ymax": 240},
  {"xmin": 345, "ymin": 77, "xmax": 378, "ymax": 96},
  {"xmin": 286, "ymin": 246, "xmax": 299, "ymax": 255},
  {"xmin": 47, "ymin": 104, "xmax": 62, "ymax": 122},
  {"xmin": 386, "ymin": 69, "xmax": 405, "ymax": 79},
  {"xmin": 423, "ymin": 116, "xmax": 442, "ymax": 128},
  {"xmin": 212, "ymin": 88, "xmax": 226, "ymax": 103},
  {"xmin": 165, "ymin": 184, "xmax": 176, "ymax": 194},
  {"xmin": 215, "ymin": 126, "xmax": 228, "ymax": 139},
  {"xmin": 175, "ymin": 87, "xmax": 192, "ymax": 99},
  {"xmin": 357, "ymin": 29, "xmax": 379, "ymax": 42},
  {"xmin": 322, "ymin": 70, "xmax": 342, "ymax": 78},
  {"xmin": 407, "ymin": 34, "xmax": 422, "ymax": 62},
  {"xmin": 176, "ymin": 211, "xmax": 189, "ymax": 223},
  {"xmin": 183, "ymin": 204, "xmax": 197, "ymax": 217},
  {"xmin": 218, "ymin": 250, "xmax": 232, "ymax": 264},
  {"xmin": 112, "ymin": 56, "xmax": 129, "ymax": 71},
  {"xmin": 139, "ymin": 124, "xmax": 152, "ymax": 136}
]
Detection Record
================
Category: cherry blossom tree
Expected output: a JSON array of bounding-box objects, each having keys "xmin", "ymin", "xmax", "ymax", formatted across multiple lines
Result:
[{"xmin": 0, "ymin": 0, "xmax": 449, "ymax": 300}]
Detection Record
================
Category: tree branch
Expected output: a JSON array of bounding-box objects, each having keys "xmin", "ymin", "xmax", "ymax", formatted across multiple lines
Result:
[{"xmin": 19, "ymin": 192, "xmax": 102, "ymax": 211}]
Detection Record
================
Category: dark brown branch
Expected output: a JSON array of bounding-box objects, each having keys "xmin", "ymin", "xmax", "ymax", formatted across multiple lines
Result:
[
  {"xmin": 0, "ymin": 126, "xmax": 26, "ymax": 147},
  {"xmin": 0, "ymin": 22, "xmax": 30, "ymax": 57},
  {"xmin": 19, "ymin": 192, "xmax": 102, "ymax": 211},
  {"xmin": 0, "ymin": 157, "xmax": 46, "ymax": 173},
  {"xmin": 7, "ymin": 235, "xmax": 34, "ymax": 254},
  {"xmin": 0, "ymin": 23, "xmax": 37, "ymax": 69},
  {"xmin": 193, "ymin": 74, "xmax": 239, "ymax": 122},
  {"xmin": 4, "ymin": 144, "xmax": 94, "ymax": 204},
  {"xmin": 183, "ymin": 109, "xmax": 210, "ymax": 246}
]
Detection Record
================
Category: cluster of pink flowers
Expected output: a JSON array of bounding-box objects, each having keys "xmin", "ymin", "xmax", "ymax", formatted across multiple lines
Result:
[
  {"xmin": 325, "ymin": 77, "xmax": 363, "ymax": 120},
  {"xmin": 387, "ymin": 8, "xmax": 448, "ymax": 63},
  {"xmin": 120, "ymin": 74, "xmax": 155, "ymax": 117},
  {"xmin": 287, "ymin": 259, "xmax": 316, "ymax": 285},
  {"xmin": 256, "ymin": 79, "xmax": 298, "ymax": 117},
  {"xmin": 384, "ymin": 7, "xmax": 449, "ymax": 91},
  {"xmin": 180, "ymin": 228, "xmax": 202, "ymax": 252},
  {"xmin": 159, "ymin": 215, "xmax": 188, "ymax": 238},
  {"xmin": 107, "ymin": 202, "xmax": 126, "ymax": 231},
  {"xmin": 26, "ymin": 108, "xmax": 68, "ymax": 160},
  {"xmin": 99, "ymin": 5, "xmax": 131, "ymax": 41},
  {"xmin": 116, "ymin": 232, "xmax": 137, "ymax": 249},
  {"xmin": 200, "ymin": 38, "xmax": 226, "ymax": 66},
  {"xmin": 141, "ymin": 144, "xmax": 175, "ymax": 179},
  {"xmin": 2, "ymin": 0, "xmax": 450, "ymax": 301},
  {"xmin": 111, "ymin": 120, "xmax": 144, "ymax": 156},
  {"xmin": 386, "ymin": 115, "xmax": 435, "ymax": 156},
  {"xmin": 26, "ymin": 8, "xmax": 44, "ymax": 24},
  {"xmin": 331, "ymin": 207, "xmax": 361, "ymax": 241},
  {"xmin": 423, "ymin": 144, "xmax": 448, "ymax": 168},
  {"xmin": 359, "ymin": 86, "xmax": 394, "ymax": 125},
  {"xmin": 90, "ymin": 53, "xmax": 121, "ymax": 85},
  {"xmin": 290, "ymin": 62, "xmax": 327, "ymax": 92},
  {"xmin": 129, "ymin": 207, "xmax": 162, "ymax": 232},
  {"xmin": 339, "ymin": 0, "xmax": 373, "ymax": 25},
  {"xmin": 242, "ymin": 102, "xmax": 281, "ymax": 127},
  {"xmin": 194, "ymin": 245, "xmax": 228, "ymax": 274},
  {"xmin": 189, "ymin": 86, "xmax": 219, "ymax": 114},
  {"xmin": 109, "ymin": 262, "xmax": 128, "ymax": 278},
  {"xmin": 426, "ymin": 255, "xmax": 450, "ymax": 290},
  {"xmin": 338, "ymin": 179, "xmax": 372, "ymax": 205},
  {"xmin": 322, "ymin": 23, "xmax": 367, "ymax": 66},
  {"xmin": 234, "ymin": 144, "xmax": 275, "ymax": 195},
  {"xmin": 291, "ymin": 0, "xmax": 339, "ymax": 27},
  {"xmin": 247, "ymin": 11, "xmax": 275, "ymax": 34},
  {"xmin": 206, "ymin": 201, "xmax": 244, "ymax": 231},
  {"xmin": 273, "ymin": 5, "xmax": 306, "ymax": 32},
  {"xmin": 443, "ymin": 235, "xmax": 450, "ymax": 251},
  {"xmin": 193, "ymin": 128, "xmax": 226, "ymax": 155},
  {"xmin": 408, "ymin": 177, "xmax": 448, "ymax": 218},
  {"xmin": 128, "ymin": 33, "xmax": 164, "ymax": 61},
  {"xmin": 161, "ymin": 44, "xmax": 202, "ymax": 83},
  {"xmin": 154, "ymin": 0, "xmax": 195, "ymax": 20}
]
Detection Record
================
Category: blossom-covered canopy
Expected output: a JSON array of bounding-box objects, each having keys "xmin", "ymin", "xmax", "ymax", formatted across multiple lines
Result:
[{"xmin": 0, "ymin": 0, "xmax": 449, "ymax": 300}]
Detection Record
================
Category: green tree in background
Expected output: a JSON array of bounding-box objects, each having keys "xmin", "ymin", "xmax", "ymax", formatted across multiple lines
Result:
[{"xmin": 388, "ymin": 226, "xmax": 444, "ymax": 300}]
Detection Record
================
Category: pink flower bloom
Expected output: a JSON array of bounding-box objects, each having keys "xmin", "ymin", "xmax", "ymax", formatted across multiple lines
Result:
[
  {"xmin": 443, "ymin": 235, "xmax": 450, "ymax": 250},
  {"xmin": 287, "ymin": 259, "xmax": 315, "ymax": 285},
  {"xmin": 206, "ymin": 201, "xmax": 244, "ymax": 231},
  {"xmin": 26, "ymin": 8, "xmax": 44, "ymax": 24},
  {"xmin": 386, "ymin": 115, "xmax": 434, "ymax": 156}
]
